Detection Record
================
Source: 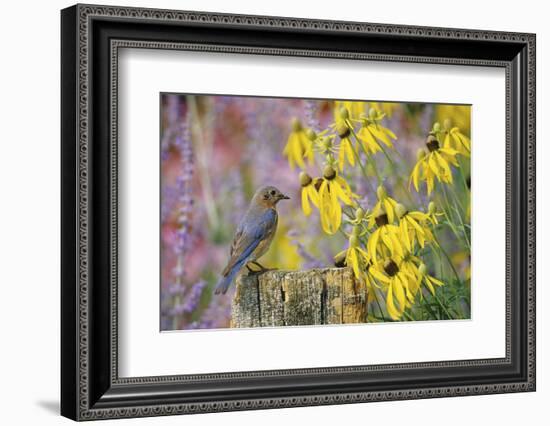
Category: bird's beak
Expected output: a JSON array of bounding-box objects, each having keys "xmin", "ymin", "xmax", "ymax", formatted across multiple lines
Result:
[{"xmin": 279, "ymin": 194, "xmax": 290, "ymax": 200}]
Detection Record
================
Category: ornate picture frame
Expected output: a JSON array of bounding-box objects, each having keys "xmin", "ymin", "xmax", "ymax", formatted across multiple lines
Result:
[{"xmin": 61, "ymin": 4, "xmax": 535, "ymax": 420}]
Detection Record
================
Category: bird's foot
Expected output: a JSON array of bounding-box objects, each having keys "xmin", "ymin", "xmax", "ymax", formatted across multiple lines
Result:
[
  {"xmin": 246, "ymin": 262, "xmax": 277, "ymax": 275},
  {"xmin": 252, "ymin": 261, "xmax": 277, "ymax": 273},
  {"xmin": 245, "ymin": 263, "xmax": 263, "ymax": 276}
]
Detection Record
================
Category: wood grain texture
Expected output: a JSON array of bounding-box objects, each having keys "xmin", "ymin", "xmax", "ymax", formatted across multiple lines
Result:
[
  {"xmin": 231, "ymin": 267, "xmax": 367, "ymax": 327},
  {"xmin": 231, "ymin": 274, "xmax": 261, "ymax": 328}
]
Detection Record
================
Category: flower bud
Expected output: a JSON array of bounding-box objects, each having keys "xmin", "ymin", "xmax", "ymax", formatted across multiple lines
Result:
[
  {"xmin": 395, "ymin": 203, "xmax": 407, "ymax": 219},
  {"xmin": 376, "ymin": 185, "xmax": 387, "ymax": 200},
  {"xmin": 299, "ymin": 171, "xmax": 313, "ymax": 187},
  {"xmin": 326, "ymin": 156, "xmax": 338, "ymax": 170},
  {"xmin": 291, "ymin": 117, "xmax": 302, "ymax": 132},
  {"xmin": 323, "ymin": 165, "xmax": 337, "ymax": 180},
  {"xmin": 306, "ymin": 128, "xmax": 317, "ymax": 141},
  {"xmin": 443, "ymin": 118, "xmax": 452, "ymax": 131},
  {"xmin": 336, "ymin": 122, "xmax": 351, "ymax": 139},
  {"xmin": 369, "ymin": 107, "xmax": 377, "ymax": 120},
  {"xmin": 428, "ymin": 201, "xmax": 436, "ymax": 215},
  {"xmin": 317, "ymin": 137, "xmax": 332, "ymax": 154},
  {"xmin": 432, "ymin": 122, "xmax": 441, "ymax": 133},
  {"xmin": 355, "ymin": 207, "xmax": 365, "ymax": 221},
  {"xmin": 338, "ymin": 106, "xmax": 349, "ymax": 120},
  {"xmin": 418, "ymin": 263, "xmax": 427, "ymax": 276}
]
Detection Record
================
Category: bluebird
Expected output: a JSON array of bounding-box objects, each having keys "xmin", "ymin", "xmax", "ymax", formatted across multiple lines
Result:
[{"xmin": 215, "ymin": 186, "xmax": 290, "ymax": 295}]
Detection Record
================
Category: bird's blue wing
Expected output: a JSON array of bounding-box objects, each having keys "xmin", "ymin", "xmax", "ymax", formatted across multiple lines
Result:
[{"xmin": 221, "ymin": 208, "xmax": 276, "ymax": 277}]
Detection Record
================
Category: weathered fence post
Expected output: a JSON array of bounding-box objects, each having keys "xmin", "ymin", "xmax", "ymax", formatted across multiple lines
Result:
[{"xmin": 230, "ymin": 267, "xmax": 368, "ymax": 328}]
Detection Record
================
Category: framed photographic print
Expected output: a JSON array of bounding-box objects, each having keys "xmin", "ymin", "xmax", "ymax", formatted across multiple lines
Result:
[{"xmin": 61, "ymin": 3, "xmax": 536, "ymax": 421}]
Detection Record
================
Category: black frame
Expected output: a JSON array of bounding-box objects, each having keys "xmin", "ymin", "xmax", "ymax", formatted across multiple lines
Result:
[{"xmin": 61, "ymin": 4, "xmax": 536, "ymax": 421}]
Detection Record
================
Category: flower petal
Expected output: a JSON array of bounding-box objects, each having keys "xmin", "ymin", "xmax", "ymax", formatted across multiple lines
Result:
[
  {"xmin": 307, "ymin": 185, "xmax": 319, "ymax": 207},
  {"xmin": 384, "ymin": 199, "xmax": 394, "ymax": 224},
  {"xmin": 393, "ymin": 276, "xmax": 406, "ymax": 311},
  {"xmin": 368, "ymin": 229, "xmax": 381, "ymax": 264},
  {"xmin": 429, "ymin": 275, "xmax": 445, "ymax": 287},
  {"xmin": 370, "ymin": 266, "xmax": 390, "ymax": 284},
  {"xmin": 301, "ymin": 188, "xmax": 312, "ymax": 216},
  {"xmin": 386, "ymin": 282, "xmax": 400, "ymax": 320}
]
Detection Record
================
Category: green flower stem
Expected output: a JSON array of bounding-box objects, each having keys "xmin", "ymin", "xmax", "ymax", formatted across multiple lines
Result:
[
  {"xmin": 376, "ymin": 131, "xmax": 418, "ymax": 203},
  {"xmin": 446, "ymin": 178, "xmax": 467, "ymax": 217},
  {"xmin": 440, "ymin": 182, "xmax": 455, "ymax": 218},
  {"xmin": 440, "ymin": 184, "xmax": 465, "ymax": 246},
  {"xmin": 379, "ymin": 143, "xmax": 398, "ymax": 169},
  {"xmin": 370, "ymin": 286, "xmax": 389, "ymax": 322},
  {"xmin": 349, "ymin": 127, "xmax": 382, "ymax": 185},
  {"xmin": 433, "ymin": 233, "xmax": 461, "ymax": 285},
  {"xmin": 443, "ymin": 183, "xmax": 471, "ymax": 251},
  {"xmin": 418, "ymin": 293, "xmax": 437, "ymax": 320},
  {"xmin": 431, "ymin": 240, "xmax": 444, "ymax": 277},
  {"xmin": 396, "ymin": 175, "xmax": 416, "ymax": 205},
  {"xmin": 452, "ymin": 199, "xmax": 471, "ymax": 251},
  {"xmin": 383, "ymin": 140, "xmax": 407, "ymax": 163},
  {"xmin": 350, "ymin": 141, "xmax": 379, "ymax": 188},
  {"xmin": 367, "ymin": 155, "xmax": 382, "ymax": 186},
  {"xmin": 403, "ymin": 311, "xmax": 415, "ymax": 321},
  {"xmin": 375, "ymin": 140, "xmax": 415, "ymax": 205},
  {"xmin": 432, "ymin": 291, "xmax": 454, "ymax": 320}
]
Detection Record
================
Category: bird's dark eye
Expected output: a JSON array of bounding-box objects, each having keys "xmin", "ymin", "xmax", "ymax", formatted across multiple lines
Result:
[{"xmin": 270, "ymin": 190, "xmax": 276, "ymax": 196}]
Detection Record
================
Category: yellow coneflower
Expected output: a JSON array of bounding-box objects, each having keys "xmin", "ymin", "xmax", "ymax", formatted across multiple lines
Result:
[
  {"xmin": 409, "ymin": 133, "xmax": 459, "ymax": 194},
  {"xmin": 334, "ymin": 100, "xmax": 366, "ymax": 121},
  {"xmin": 399, "ymin": 253, "xmax": 422, "ymax": 300},
  {"xmin": 310, "ymin": 129, "xmax": 335, "ymax": 157},
  {"xmin": 318, "ymin": 165, "xmax": 355, "ymax": 235},
  {"xmin": 334, "ymin": 226, "xmax": 370, "ymax": 280},
  {"xmin": 368, "ymin": 185, "xmax": 399, "ymax": 227},
  {"xmin": 336, "ymin": 130, "xmax": 355, "ymax": 172},
  {"xmin": 356, "ymin": 108, "xmax": 397, "ymax": 155},
  {"xmin": 441, "ymin": 119, "xmax": 471, "ymax": 157},
  {"xmin": 334, "ymin": 224, "xmax": 380, "ymax": 304},
  {"xmin": 395, "ymin": 203, "xmax": 434, "ymax": 252},
  {"xmin": 425, "ymin": 133, "xmax": 459, "ymax": 182},
  {"xmin": 283, "ymin": 118, "xmax": 313, "ymax": 169},
  {"xmin": 409, "ymin": 148, "xmax": 430, "ymax": 194},
  {"xmin": 367, "ymin": 206, "xmax": 404, "ymax": 266},
  {"xmin": 299, "ymin": 171, "xmax": 319, "ymax": 216},
  {"xmin": 369, "ymin": 257, "xmax": 417, "ymax": 320},
  {"xmin": 330, "ymin": 107, "xmax": 356, "ymax": 171}
]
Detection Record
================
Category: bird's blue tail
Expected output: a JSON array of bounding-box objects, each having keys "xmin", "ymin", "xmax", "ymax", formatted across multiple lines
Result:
[{"xmin": 214, "ymin": 260, "xmax": 244, "ymax": 295}]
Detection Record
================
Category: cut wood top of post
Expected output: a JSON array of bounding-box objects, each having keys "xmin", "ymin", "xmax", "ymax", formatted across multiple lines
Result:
[{"xmin": 231, "ymin": 267, "xmax": 368, "ymax": 328}]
